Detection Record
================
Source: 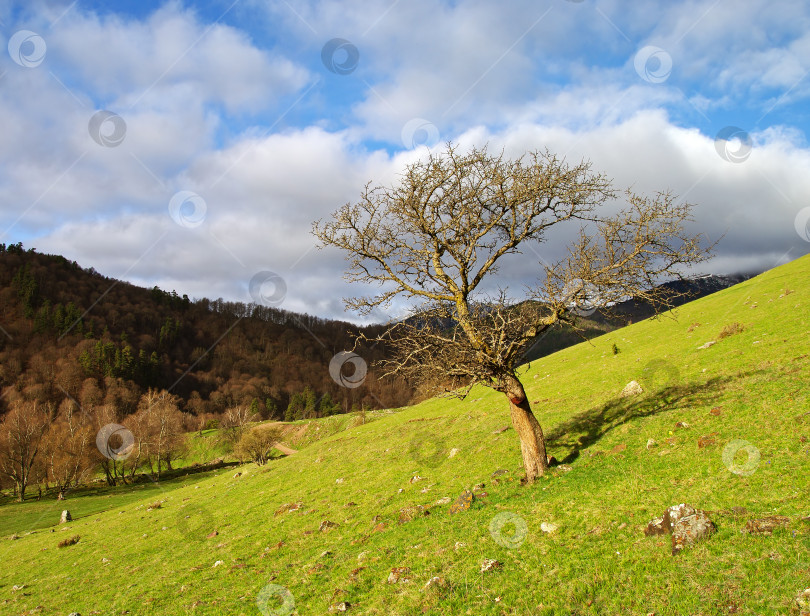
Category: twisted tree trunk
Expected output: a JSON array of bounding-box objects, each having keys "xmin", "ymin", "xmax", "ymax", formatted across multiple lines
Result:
[{"xmin": 503, "ymin": 375, "xmax": 548, "ymax": 482}]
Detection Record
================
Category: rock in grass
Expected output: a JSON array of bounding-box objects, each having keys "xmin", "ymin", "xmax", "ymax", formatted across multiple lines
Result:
[
  {"xmin": 423, "ymin": 576, "xmax": 449, "ymax": 591},
  {"xmin": 387, "ymin": 567, "xmax": 411, "ymax": 584},
  {"xmin": 663, "ymin": 504, "xmax": 698, "ymax": 532},
  {"xmin": 449, "ymin": 490, "xmax": 475, "ymax": 514},
  {"xmin": 698, "ymin": 341, "xmax": 716, "ymax": 350},
  {"xmin": 644, "ymin": 504, "xmax": 716, "ymax": 555},
  {"xmin": 540, "ymin": 522, "xmax": 558, "ymax": 534},
  {"xmin": 645, "ymin": 515, "xmax": 667, "ymax": 536},
  {"xmin": 60, "ymin": 510, "xmax": 72, "ymax": 524},
  {"xmin": 646, "ymin": 438, "xmax": 658, "ymax": 450},
  {"xmin": 744, "ymin": 516, "xmax": 790, "ymax": 535},
  {"xmin": 795, "ymin": 588, "xmax": 810, "ymax": 615},
  {"xmin": 621, "ymin": 381, "xmax": 643, "ymax": 397},
  {"xmin": 274, "ymin": 502, "xmax": 303, "ymax": 516},
  {"xmin": 671, "ymin": 512, "xmax": 716, "ymax": 555},
  {"xmin": 398, "ymin": 505, "xmax": 430, "ymax": 524},
  {"xmin": 328, "ymin": 602, "xmax": 351, "ymax": 612},
  {"xmin": 480, "ymin": 559, "xmax": 502, "ymax": 573}
]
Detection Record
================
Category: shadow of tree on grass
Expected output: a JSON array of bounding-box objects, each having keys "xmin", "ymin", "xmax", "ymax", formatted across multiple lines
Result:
[{"xmin": 546, "ymin": 371, "xmax": 762, "ymax": 465}]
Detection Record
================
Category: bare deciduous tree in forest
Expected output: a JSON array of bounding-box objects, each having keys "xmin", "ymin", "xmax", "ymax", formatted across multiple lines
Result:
[
  {"xmin": 313, "ymin": 143, "xmax": 712, "ymax": 482},
  {"xmin": 0, "ymin": 401, "xmax": 50, "ymax": 501},
  {"xmin": 43, "ymin": 399, "xmax": 94, "ymax": 499}
]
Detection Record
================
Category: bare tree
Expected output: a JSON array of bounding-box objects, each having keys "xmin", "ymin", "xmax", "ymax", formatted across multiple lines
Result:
[
  {"xmin": 133, "ymin": 389, "xmax": 185, "ymax": 480},
  {"xmin": 313, "ymin": 143, "xmax": 711, "ymax": 482},
  {"xmin": 0, "ymin": 401, "xmax": 51, "ymax": 501},
  {"xmin": 221, "ymin": 405, "xmax": 257, "ymax": 447},
  {"xmin": 43, "ymin": 399, "xmax": 94, "ymax": 499},
  {"xmin": 94, "ymin": 403, "xmax": 132, "ymax": 486}
]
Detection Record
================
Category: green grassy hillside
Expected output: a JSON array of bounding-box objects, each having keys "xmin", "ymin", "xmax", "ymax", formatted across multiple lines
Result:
[{"xmin": 1, "ymin": 256, "xmax": 809, "ymax": 615}]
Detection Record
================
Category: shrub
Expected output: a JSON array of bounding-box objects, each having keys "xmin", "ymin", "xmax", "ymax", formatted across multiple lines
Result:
[
  {"xmin": 58, "ymin": 535, "xmax": 80, "ymax": 548},
  {"xmin": 718, "ymin": 322, "xmax": 745, "ymax": 339},
  {"xmin": 235, "ymin": 425, "xmax": 283, "ymax": 466}
]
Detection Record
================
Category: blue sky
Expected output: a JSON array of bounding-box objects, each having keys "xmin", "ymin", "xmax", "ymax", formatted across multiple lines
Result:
[{"xmin": 1, "ymin": 0, "xmax": 809, "ymax": 321}]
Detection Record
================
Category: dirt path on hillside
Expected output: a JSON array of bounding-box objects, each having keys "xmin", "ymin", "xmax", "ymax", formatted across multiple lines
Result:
[{"xmin": 274, "ymin": 443, "xmax": 298, "ymax": 455}]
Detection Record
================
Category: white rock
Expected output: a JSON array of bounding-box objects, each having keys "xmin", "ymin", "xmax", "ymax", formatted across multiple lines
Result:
[
  {"xmin": 621, "ymin": 381, "xmax": 643, "ymax": 397},
  {"xmin": 448, "ymin": 448, "xmax": 460, "ymax": 458},
  {"xmin": 698, "ymin": 341, "xmax": 716, "ymax": 350},
  {"xmin": 213, "ymin": 560, "xmax": 224, "ymax": 567},
  {"xmin": 540, "ymin": 522, "xmax": 559, "ymax": 533}
]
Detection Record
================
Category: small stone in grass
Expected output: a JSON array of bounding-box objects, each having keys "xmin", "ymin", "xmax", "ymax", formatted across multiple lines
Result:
[
  {"xmin": 387, "ymin": 567, "xmax": 411, "ymax": 584},
  {"xmin": 449, "ymin": 490, "xmax": 475, "ymax": 514},
  {"xmin": 744, "ymin": 516, "xmax": 790, "ymax": 535},
  {"xmin": 423, "ymin": 576, "xmax": 449, "ymax": 591},
  {"xmin": 480, "ymin": 559, "xmax": 502, "ymax": 572}
]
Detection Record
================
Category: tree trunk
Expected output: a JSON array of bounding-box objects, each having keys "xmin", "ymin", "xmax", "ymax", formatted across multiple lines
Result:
[{"xmin": 503, "ymin": 375, "xmax": 548, "ymax": 482}]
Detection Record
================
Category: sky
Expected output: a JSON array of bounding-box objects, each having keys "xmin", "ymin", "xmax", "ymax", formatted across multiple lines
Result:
[{"xmin": 1, "ymin": 0, "xmax": 809, "ymax": 323}]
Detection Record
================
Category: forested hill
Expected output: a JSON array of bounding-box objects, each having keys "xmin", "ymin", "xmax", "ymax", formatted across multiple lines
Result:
[{"xmin": 0, "ymin": 243, "xmax": 412, "ymax": 422}]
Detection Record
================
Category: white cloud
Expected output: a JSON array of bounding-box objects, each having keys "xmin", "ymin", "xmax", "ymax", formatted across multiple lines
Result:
[{"xmin": 3, "ymin": 0, "xmax": 810, "ymax": 323}]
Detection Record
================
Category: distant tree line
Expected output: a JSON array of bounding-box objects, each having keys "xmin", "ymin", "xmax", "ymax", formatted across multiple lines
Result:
[{"xmin": 0, "ymin": 246, "xmax": 415, "ymax": 470}]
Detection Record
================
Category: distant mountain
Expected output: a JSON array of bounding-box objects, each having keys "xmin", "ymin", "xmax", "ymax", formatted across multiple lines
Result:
[
  {"xmin": 523, "ymin": 273, "xmax": 753, "ymax": 362},
  {"xmin": 0, "ymin": 243, "xmax": 413, "ymax": 422},
  {"xmin": 589, "ymin": 273, "xmax": 754, "ymax": 325}
]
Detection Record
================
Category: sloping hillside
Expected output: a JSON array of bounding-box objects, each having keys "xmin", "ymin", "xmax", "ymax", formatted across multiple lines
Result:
[
  {"xmin": 0, "ymin": 245, "xmax": 412, "ymax": 420},
  {"xmin": 0, "ymin": 255, "xmax": 808, "ymax": 615}
]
